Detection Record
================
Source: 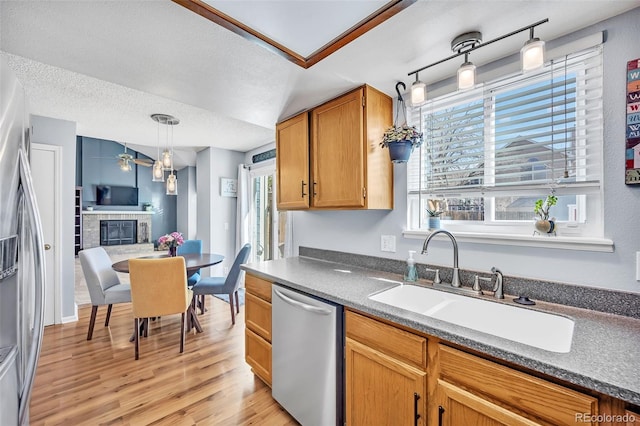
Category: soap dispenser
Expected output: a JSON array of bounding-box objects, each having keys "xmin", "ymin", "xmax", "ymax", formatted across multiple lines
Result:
[{"xmin": 404, "ymin": 250, "xmax": 418, "ymax": 282}]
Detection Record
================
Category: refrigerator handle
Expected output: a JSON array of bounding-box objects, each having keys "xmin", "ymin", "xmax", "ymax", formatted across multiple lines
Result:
[
  {"xmin": 273, "ymin": 288, "xmax": 332, "ymax": 315},
  {"xmin": 17, "ymin": 148, "xmax": 46, "ymax": 426}
]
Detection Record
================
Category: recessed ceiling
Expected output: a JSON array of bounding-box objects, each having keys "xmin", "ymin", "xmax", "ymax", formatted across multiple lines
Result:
[{"xmin": 173, "ymin": 0, "xmax": 415, "ymax": 67}]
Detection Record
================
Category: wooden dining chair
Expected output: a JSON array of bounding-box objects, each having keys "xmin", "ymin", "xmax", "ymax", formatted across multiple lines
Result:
[
  {"xmin": 191, "ymin": 244, "xmax": 251, "ymax": 325},
  {"xmin": 128, "ymin": 256, "xmax": 193, "ymax": 360}
]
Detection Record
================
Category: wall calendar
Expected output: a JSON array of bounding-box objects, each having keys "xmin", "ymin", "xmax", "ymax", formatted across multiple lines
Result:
[{"xmin": 625, "ymin": 57, "xmax": 640, "ymax": 184}]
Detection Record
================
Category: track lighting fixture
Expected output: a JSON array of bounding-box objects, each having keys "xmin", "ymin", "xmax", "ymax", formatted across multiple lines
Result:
[{"xmin": 407, "ymin": 19, "xmax": 548, "ymax": 103}]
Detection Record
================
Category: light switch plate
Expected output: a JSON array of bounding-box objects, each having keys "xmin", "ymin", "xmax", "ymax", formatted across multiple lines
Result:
[{"xmin": 381, "ymin": 235, "xmax": 396, "ymax": 253}]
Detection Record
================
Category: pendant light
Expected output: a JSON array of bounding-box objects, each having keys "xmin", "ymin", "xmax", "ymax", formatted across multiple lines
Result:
[
  {"xmin": 410, "ymin": 73, "xmax": 427, "ymax": 106},
  {"xmin": 521, "ymin": 27, "xmax": 545, "ymax": 71},
  {"xmin": 451, "ymin": 32, "xmax": 481, "ymax": 91},
  {"xmin": 166, "ymin": 118, "xmax": 178, "ymax": 195},
  {"xmin": 151, "ymin": 114, "xmax": 164, "ymax": 182},
  {"xmin": 150, "ymin": 113, "xmax": 179, "ymax": 192}
]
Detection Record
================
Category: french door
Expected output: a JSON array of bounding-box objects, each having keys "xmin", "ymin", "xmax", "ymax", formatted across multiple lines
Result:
[{"xmin": 249, "ymin": 166, "xmax": 290, "ymax": 263}]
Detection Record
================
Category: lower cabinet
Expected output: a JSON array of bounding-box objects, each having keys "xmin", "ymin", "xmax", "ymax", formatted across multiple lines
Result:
[
  {"xmin": 436, "ymin": 344, "xmax": 598, "ymax": 425},
  {"xmin": 244, "ymin": 274, "xmax": 272, "ymax": 386},
  {"xmin": 345, "ymin": 310, "xmax": 427, "ymax": 425},
  {"xmin": 345, "ymin": 308, "xmax": 602, "ymax": 426}
]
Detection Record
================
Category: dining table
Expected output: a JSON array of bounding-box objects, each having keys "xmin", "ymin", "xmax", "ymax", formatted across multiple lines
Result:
[{"xmin": 112, "ymin": 252, "xmax": 224, "ymax": 336}]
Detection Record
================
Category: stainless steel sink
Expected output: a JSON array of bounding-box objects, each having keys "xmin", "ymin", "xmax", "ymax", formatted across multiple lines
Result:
[{"xmin": 368, "ymin": 284, "xmax": 574, "ymax": 353}]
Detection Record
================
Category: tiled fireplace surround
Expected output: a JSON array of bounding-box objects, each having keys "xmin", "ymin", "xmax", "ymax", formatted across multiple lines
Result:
[{"xmin": 82, "ymin": 211, "xmax": 154, "ymax": 251}]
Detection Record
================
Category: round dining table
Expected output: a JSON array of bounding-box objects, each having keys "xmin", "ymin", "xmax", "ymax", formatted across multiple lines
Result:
[
  {"xmin": 112, "ymin": 252, "xmax": 224, "ymax": 275},
  {"xmin": 112, "ymin": 252, "xmax": 224, "ymax": 336}
]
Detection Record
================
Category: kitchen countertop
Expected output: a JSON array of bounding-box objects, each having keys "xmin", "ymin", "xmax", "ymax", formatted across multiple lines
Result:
[{"xmin": 241, "ymin": 256, "xmax": 640, "ymax": 406}]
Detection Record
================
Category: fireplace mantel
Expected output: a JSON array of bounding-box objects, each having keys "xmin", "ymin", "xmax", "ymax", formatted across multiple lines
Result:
[{"xmin": 82, "ymin": 210, "xmax": 155, "ymax": 215}]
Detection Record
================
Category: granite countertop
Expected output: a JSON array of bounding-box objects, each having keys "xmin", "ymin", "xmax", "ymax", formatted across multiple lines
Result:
[{"xmin": 241, "ymin": 256, "xmax": 640, "ymax": 406}]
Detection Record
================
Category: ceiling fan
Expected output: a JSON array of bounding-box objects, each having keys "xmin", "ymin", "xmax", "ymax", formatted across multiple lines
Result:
[{"xmin": 115, "ymin": 144, "xmax": 153, "ymax": 171}]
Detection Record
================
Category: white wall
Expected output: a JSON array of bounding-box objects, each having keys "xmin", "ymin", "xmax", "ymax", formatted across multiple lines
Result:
[
  {"xmin": 30, "ymin": 115, "xmax": 77, "ymax": 319},
  {"xmin": 291, "ymin": 8, "xmax": 640, "ymax": 293},
  {"xmin": 196, "ymin": 147, "xmax": 244, "ymax": 276}
]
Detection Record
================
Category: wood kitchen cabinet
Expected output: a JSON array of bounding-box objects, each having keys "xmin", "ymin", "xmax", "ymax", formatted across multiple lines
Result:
[
  {"xmin": 275, "ymin": 84, "xmax": 393, "ymax": 211},
  {"xmin": 276, "ymin": 112, "xmax": 310, "ymax": 209},
  {"xmin": 345, "ymin": 310, "xmax": 427, "ymax": 425},
  {"xmin": 244, "ymin": 274, "xmax": 272, "ymax": 386},
  {"xmin": 345, "ymin": 309, "xmax": 601, "ymax": 426},
  {"xmin": 435, "ymin": 344, "xmax": 598, "ymax": 426}
]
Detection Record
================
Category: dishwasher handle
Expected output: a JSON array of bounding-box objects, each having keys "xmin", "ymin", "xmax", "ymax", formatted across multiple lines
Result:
[{"xmin": 273, "ymin": 288, "xmax": 333, "ymax": 315}]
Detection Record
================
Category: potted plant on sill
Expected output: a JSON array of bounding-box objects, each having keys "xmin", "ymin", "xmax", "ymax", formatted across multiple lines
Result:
[
  {"xmin": 426, "ymin": 199, "xmax": 445, "ymax": 229},
  {"xmin": 533, "ymin": 195, "xmax": 557, "ymax": 235},
  {"xmin": 380, "ymin": 124, "xmax": 423, "ymax": 163}
]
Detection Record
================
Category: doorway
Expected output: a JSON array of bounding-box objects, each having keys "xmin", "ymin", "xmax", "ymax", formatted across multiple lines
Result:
[{"xmin": 249, "ymin": 166, "xmax": 289, "ymax": 263}]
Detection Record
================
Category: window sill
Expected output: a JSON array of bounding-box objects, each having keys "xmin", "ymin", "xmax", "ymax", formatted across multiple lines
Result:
[{"xmin": 402, "ymin": 230, "xmax": 614, "ymax": 252}]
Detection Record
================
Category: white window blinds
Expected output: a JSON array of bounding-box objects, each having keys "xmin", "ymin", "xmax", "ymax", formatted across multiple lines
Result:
[{"xmin": 408, "ymin": 46, "xmax": 603, "ymax": 198}]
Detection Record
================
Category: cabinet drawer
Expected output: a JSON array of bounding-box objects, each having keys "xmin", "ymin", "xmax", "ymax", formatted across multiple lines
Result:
[
  {"xmin": 245, "ymin": 292, "xmax": 272, "ymax": 342},
  {"xmin": 245, "ymin": 274, "xmax": 272, "ymax": 302},
  {"xmin": 439, "ymin": 344, "xmax": 598, "ymax": 425},
  {"xmin": 245, "ymin": 328, "xmax": 272, "ymax": 386},
  {"xmin": 346, "ymin": 310, "xmax": 426, "ymax": 370}
]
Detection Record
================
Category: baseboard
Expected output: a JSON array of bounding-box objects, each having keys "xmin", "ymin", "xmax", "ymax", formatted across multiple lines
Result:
[{"xmin": 61, "ymin": 303, "xmax": 79, "ymax": 324}]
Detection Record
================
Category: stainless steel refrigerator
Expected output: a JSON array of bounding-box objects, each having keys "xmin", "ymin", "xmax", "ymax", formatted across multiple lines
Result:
[{"xmin": 0, "ymin": 56, "xmax": 46, "ymax": 425}]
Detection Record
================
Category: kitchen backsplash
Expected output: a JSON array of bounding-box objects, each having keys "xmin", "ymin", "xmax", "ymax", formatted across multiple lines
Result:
[{"xmin": 298, "ymin": 246, "xmax": 640, "ymax": 319}]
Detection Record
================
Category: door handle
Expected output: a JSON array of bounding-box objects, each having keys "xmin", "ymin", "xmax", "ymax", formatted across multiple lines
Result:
[
  {"xmin": 414, "ymin": 393, "xmax": 421, "ymax": 426},
  {"xmin": 273, "ymin": 288, "xmax": 332, "ymax": 315},
  {"xmin": 44, "ymin": 243, "xmax": 51, "ymax": 250}
]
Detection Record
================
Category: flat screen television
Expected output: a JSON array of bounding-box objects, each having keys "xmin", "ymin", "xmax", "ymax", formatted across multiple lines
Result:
[{"xmin": 96, "ymin": 185, "xmax": 138, "ymax": 206}]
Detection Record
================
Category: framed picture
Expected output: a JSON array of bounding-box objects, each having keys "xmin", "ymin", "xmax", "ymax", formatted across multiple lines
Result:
[
  {"xmin": 221, "ymin": 177, "xmax": 237, "ymax": 197},
  {"xmin": 625, "ymin": 57, "xmax": 640, "ymax": 184}
]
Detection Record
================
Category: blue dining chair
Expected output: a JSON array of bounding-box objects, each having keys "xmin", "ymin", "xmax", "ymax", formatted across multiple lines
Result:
[
  {"xmin": 192, "ymin": 244, "xmax": 251, "ymax": 325},
  {"xmin": 177, "ymin": 239, "xmax": 202, "ymax": 287}
]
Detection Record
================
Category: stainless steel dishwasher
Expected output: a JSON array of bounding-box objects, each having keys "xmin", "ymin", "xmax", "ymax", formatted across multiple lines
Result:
[{"xmin": 272, "ymin": 284, "xmax": 344, "ymax": 426}]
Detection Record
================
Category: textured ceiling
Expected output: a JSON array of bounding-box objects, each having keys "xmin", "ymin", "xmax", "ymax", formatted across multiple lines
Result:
[{"xmin": 1, "ymin": 1, "xmax": 638, "ymax": 168}]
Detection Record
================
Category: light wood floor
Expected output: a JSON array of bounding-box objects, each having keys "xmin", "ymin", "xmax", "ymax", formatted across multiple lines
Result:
[{"xmin": 30, "ymin": 298, "xmax": 298, "ymax": 425}]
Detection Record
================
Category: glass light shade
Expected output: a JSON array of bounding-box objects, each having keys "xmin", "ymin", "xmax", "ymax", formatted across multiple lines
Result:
[
  {"xmin": 162, "ymin": 149, "xmax": 172, "ymax": 168},
  {"xmin": 119, "ymin": 159, "xmax": 131, "ymax": 172},
  {"xmin": 521, "ymin": 38, "xmax": 545, "ymax": 71},
  {"xmin": 457, "ymin": 62, "xmax": 476, "ymax": 90},
  {"xmin": 411, "ymin": 80, "xmax": 427, "ymax": 106},
  {"xmin": 166, "ymin": 173, "xmax": 178, "ymax": 195},
  {"xmin": 152, "ymin": 160, "xmax": 164, "ymax": 182}
]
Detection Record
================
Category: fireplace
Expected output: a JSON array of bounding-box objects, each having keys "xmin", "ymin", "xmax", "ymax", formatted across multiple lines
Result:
[{"xmin": 100, "ymin": 220, "xmax": 138, "ymax": 246}]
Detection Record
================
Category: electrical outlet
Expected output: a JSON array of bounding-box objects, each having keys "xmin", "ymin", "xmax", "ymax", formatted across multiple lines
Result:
[{"xmin": 380, "ymin": 235, "xmax": 396, "ymax": 253}]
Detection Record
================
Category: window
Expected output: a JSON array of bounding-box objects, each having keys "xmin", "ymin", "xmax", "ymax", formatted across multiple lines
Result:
[{"xmin": 407, "ymin": 46, "xmax": 604, "ymax": 239}]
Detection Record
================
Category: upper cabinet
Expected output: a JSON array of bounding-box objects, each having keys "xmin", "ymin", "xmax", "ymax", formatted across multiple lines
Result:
[
  {"xmin": 276, "ymin": 85, "xmax": 393, "ymax": 210},
  {"xmin": 276, "ymin": 112, "xmax": 310, "ymax": 209}
]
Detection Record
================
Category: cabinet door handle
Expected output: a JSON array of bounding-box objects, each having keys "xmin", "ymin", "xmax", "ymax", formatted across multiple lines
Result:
[
  {"xmin": 313, "ymin": 181, "xmax": 317, "ymax": 196},
  {"xmin": 301, "ymin": 181, "xmax": 307, "ymax": 198},
  {"xmin": 438, "ymin": 405, "xmax": 445, "ymax": 426},
  {"xmin": 414, "ymin": 393, "xmax": 421, "ymax": 426}
]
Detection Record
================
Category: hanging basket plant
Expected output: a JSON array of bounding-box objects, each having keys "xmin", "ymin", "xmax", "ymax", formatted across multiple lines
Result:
[{"xmin": 380, "ymin": 82, "xmax": 423, "ymax": 163}]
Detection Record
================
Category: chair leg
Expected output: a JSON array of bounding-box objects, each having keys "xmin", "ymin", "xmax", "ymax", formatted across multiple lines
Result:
[
  {"xmin": 134, "ymin": 318, "xmax": 139, "ymax": 360},
  {"xmin": 199, "ymin": 295, "xmax": 206, "ymax": 314},
  {"xmin": 180, "ymin": 312, "xmax": 185, "ymax": 353},
  {"xmin": 143, "ymin": 318, "xmax": 148, "ymax": 337},
  {"xmin": 87, "ymin": 305, "xmax": 98, "ymax": 340},
  {"xmin": 234, "ymin": 291, "xmax": 240, "ymax": 314},
  {"xmin": 229, "ymin": 294, "xmax": 236, "ymax": 325},
  {"xmin": 105, "ymin": 304, "xmax": 113, "ymax": 326}
]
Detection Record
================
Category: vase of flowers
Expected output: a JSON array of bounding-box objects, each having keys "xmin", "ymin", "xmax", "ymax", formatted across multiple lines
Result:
[
  {"xmin": 380, "ymin": 124, "xmax": 423, "ymax": 163},
  {"xmin": 158, "ymin": 231, "xmax": 184, "ymax": 256},
  {"xmin": 533, "ymin": 195, "xmax": 557, "ymax": 235}
]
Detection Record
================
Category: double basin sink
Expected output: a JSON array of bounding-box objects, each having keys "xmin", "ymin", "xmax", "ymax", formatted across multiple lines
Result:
[{"xmin": 369, "ymin": 282, "xmax": 574, "ymax": 353}]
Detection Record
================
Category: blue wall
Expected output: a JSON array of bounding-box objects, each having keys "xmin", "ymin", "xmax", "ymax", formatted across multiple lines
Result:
[{"xmin": 76, "ymin": 136, "xmax": 177, "ymax": 242}]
